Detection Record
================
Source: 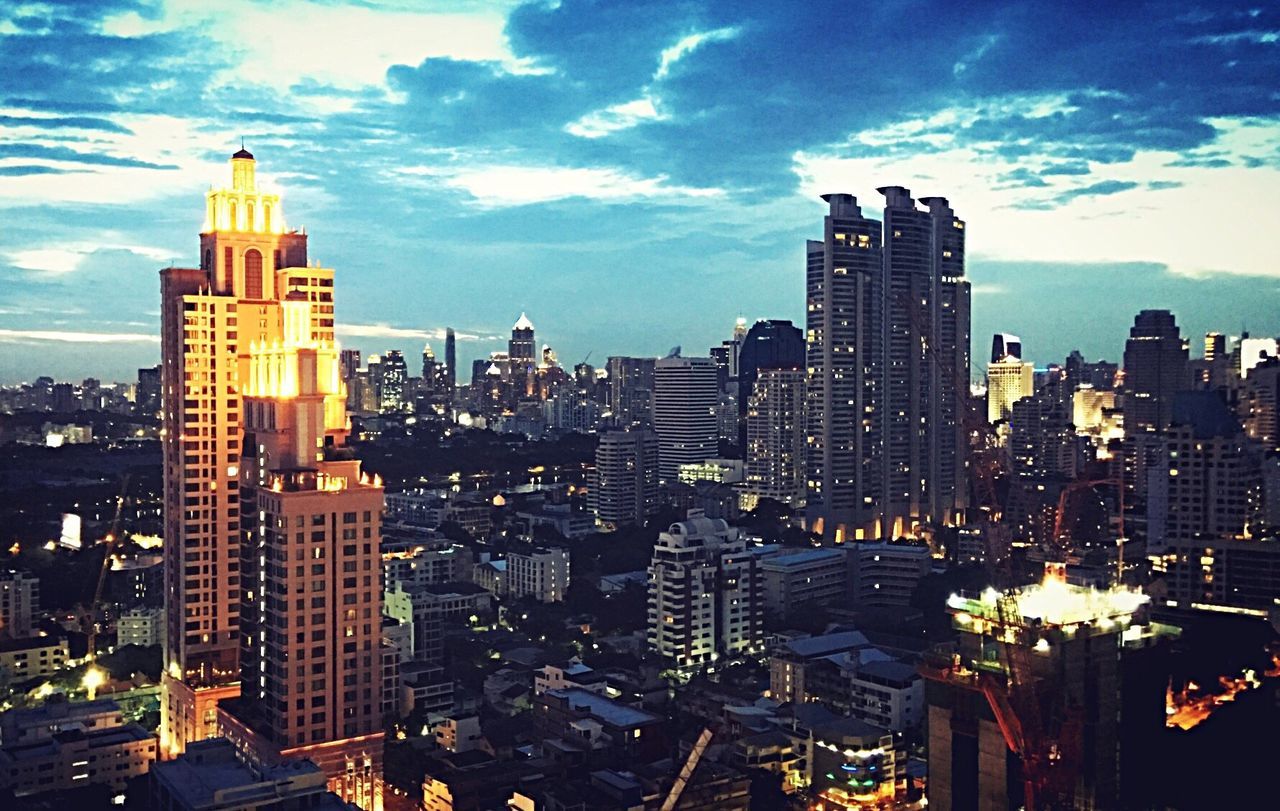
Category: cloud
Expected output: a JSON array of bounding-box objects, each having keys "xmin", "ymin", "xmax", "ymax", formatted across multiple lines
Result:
[
  {"xmin": 0, "ymin": 328, "xmax": 159, "ymax": 344},
  {"xmin": 655, "ymin": 27, "xmax": 740, "ymax": 80},
  {"xmin": 337, "ymin": 323, "xmax": 498, "ymax": 342},
  {"xmin": 566, "ymin": 97, "xmax": 664, "ymax": 139},
  {"xmin": 953, "ymin": 34, "xmax": 1000, "ymax": 77},
  {"xmin": 437, "ymin": 165, "xmax": 724, "ymax": 206},
  {"xmin": 8, "ymin": 244, "xmax": 178, "ymax": 275}
]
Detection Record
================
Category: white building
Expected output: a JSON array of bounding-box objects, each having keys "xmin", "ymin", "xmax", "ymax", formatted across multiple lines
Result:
[
  {"xmin": 653, "ymin": 356, "xmax": 719, "ymax": 484},
  {"xmin": 759, "ymin": 548, "xmax": 847, "ymax": 620},
  {"xmin": 117, "ymin": 607, "xmax": 164, "ymax": 648},
  {"xmin": 987, "ymin": 356, "xmax": 1034, "ymax": 424},
  {"xmin": 647, "ymin": 512, "xmax": 766, "ymax": 671},
  {"xmin": 506, "ymin": 547, "xmax": 570, "ymax": 604}
]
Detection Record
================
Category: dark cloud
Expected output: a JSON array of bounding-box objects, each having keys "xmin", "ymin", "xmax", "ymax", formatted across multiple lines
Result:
[
  {"xmin": 0, "ymin": 114, "xmax": 132, "ymax": 133},
  {"xmin": 0, "ymin": 143, "xmax": 177, "ymax": 170},
  {"xmin": 0, "ymin": 165, "xmax": 81, "ymax": 176}
]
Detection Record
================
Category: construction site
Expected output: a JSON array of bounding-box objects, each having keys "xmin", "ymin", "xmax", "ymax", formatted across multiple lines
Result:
[{"xmin": 921, "ymin": 565, "xmax": 1179, "ymax": 811}]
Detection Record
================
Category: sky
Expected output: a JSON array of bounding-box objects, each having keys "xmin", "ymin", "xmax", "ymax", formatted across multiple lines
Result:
[{"xmin": 1, "ymin": 0, "xmax": 1278, "ymax": 384}]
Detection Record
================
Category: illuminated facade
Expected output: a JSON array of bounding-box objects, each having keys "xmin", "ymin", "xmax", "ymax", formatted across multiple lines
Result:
[
  {"xmin": 987, "ymin": 354, "xmax": 1034, "ymax": 424},
  {"xmin": 161, "ymin": 147, "xmax": 321, "ymax": 753},
  {"xmin": 161, "ymin": 151, "xmax": 383, "ymax": 810},
  {"xmin": 653, "ymin": 356, "xmax": 719, "ymax": 484},
  {"xmin": 744, "ymin": 366, "xmax": 806, "ymax": 505}
]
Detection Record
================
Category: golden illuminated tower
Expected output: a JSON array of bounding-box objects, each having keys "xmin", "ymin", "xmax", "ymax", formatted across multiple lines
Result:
[
  {"xmin": 160, "ymin": 148, "xmax": 334, "ymax": 755},
  {"xmin": 219, "ymin": 294, "xmax": 385, "ymax": 811}
]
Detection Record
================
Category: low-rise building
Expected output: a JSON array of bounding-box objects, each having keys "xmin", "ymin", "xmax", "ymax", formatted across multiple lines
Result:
[
  {"xmin": 768, "ymin": 630, "xmax": 871, "ymax": 704},
  {"xmin": 506, "ymin": 547, "xmax": 571, "ymax": 604},
  {"xmin": 0, "ymin": 570, "xmax": 39, "ymax": 639},
  {"xmin": 848, "ymin": 542, "xmax": 931, "ymax": 607},
  {"xmin": 759, "ymin": 549, "xmax": 848, "ymax": 620},
  {"xmin": 0, "ymin": 699, "xmax": 156, "ymax": 799},
  {"xmin": 149, "ymin": 737, "xmax": 354, "ymax": 811},
  {"xmin": 117, "ymin": 607, "xmax": 164, "ymax": 648},
  {"xmin": 534, "ymin": 688, "xmax": 665, "ymax": 765},
  {"xmin": 0, "ymin": 636, "xmax": 69, "ymax": 684}
]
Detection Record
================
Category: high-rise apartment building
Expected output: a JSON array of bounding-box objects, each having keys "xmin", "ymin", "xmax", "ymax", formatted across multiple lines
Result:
[
  {"xmin": 744, "ymin": 367, "xmax": 806, "ymax": 505},
  {"xmin": 987, "ymin": 354, "xmax": 1034, "ymax": 423},
  {"xmin": 590, "ymin": 430, "xmax": 659, "ymax": 527},
  {"xmin": 647, "ymin": 513, "xmax": 765, "ymax": 671},
  {"xmin": 1122, "ymin": 310, "xmax": 1190, "ymax": 435},
  {"xmin": 653, "ymin": 356, "xmax": 719, "ymax": 484},
  {"xmin": 805, "ymin": 190, "xmax": 969, "ymax": 541},
  {"xmin": 505, "ymin": 547, "xmax": 570, "ymax": 603},
  {"xmin": 221, "ymin": 293, "xmax": 384, "ymax": 808},
  {"xmin": 159, "ymin": 151, "xmax": 383, "ymax": 811},
  {"xmin": 137, "ymin": 365, "xmax": 162, "ymax": 419},
  {"xmin": 161, "ymin": 147, "xmax": 315, "ymax": 754}
]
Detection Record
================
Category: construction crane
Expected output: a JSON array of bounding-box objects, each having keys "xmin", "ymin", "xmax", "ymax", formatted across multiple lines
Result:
[
  {"xmin": 1049, "ymin": 476, "xmax": 1125, "ymax": 581},
  {"xmin": 82, "ymin": 473, "xmax": 131, "ymax": 664},
  {"xmin": 660, "ymin": 727, "xmax": 713, "ymax": 811}
]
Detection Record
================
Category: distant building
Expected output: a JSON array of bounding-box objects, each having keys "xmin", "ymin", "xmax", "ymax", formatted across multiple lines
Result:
[
  {"xmin": 1122, "ymin": 309, "xmax": 1190, "ymax": 435},
  {"xmin": 0, "ymin": 570, "xmax": 38, "ymax": 639},
  {"xmin": 744, "ymin": 367, "xmax": 807, "ymax": 505},
  {"xmin": 606, "ymin": 356, "xmax": 655, "ymax": 429},
  {"xmin": 647, "ymin": 513, "xmax": 766, "ymax": 670},
  {"xmin": 117, "ymin": 607, "xmax": 164, "ymax": 648},
  {"xmin": 653, "ymin": 356, "xmax": 719, "ymax": 484},
  {"xmin": 149, "ymin": 738, "xmax": 354, "ymax": 811},
  {"xmin": 136, "ymin": 365, "xmax": 161, "ymax": 419},
  {"xmin": 987, "ymin": 355, "xmax": 1034, "ymax": 423},
  {"xmin": 590, "ymin": 430, "xmax": 659, "ymax": 527},
  {"xmin": 0, "ymin": 699, "xmax": 156, "ymax": 800},
  {"xmin": 505, "ymin": 547, "xmax": 570, "ymax": 604},
  {"xmin": 991, "ymin": 333, "xmax": 1022, "ymax": 363}
]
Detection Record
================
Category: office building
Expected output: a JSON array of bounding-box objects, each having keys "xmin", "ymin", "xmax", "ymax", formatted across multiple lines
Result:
[
  {"xmin": 1204, "ymin": 331, "xmax": 1226, "ymax": 363},
  {"xmin": 759, "ymin": 548, "xmax": 847, "ymax": 620},
  {"xmin": 991, "ymin": 333, "xmax": 1022, "ymax": 363},
  {"xmin": 509, "ymin": 313, "xmax": 536, "ymax": 398},
  {"xmin": 848, "ymin": 542, "xmax": 930, "ymax": 608},
  {"xmin": 1122, "ymin": 310, "xmax": 1190, "ymax": 435},
  {"xmin": 0, "ymin": 570, "xmax": 38, "ymax": 639},
  {"xmin": 379, "ymin": 349, "xmax": 408, "ymax": 413},
  {"xmin": 805, "ymin": 190, "xmax": 969, "ymax": 541},
  {"xmin": 590, "ymin": 430, "xmax": 659, "ymax": 527},
  {"xmin": 652, "ymin": 356, "xmax": 719, "ymax": 484},
  {"xmin": 987, "ymin": 354, "xmax": 1035, "ymax": 424},
  {"xmin": 606, "ymin": 356, "xmax": 655, "ymax": 429},
  {"xmin": 118, "ymin": 606, "xmax": 165, "ymax": 648},
  {"xmin": 647, "ymin": 513, "xmax": 765, "ymax": 671},
  {"xmin": 220, "ymin": 275, "xmax": 384, "ymax": 809},
  {"xmin": 443, "ymin": 328, "xmax": 456, "ymax": 398},
  {"xmin": 149, "ymin": 738, "xmax": 355, "ymax": 811},
  {"xmin": 0, "ymin": 700, "xmax": 156, "ymax": 800},
  {"xmin": 744, "ymin": 366, "xmax": 807, "ymax": 505},
  {"xmin": 160, "ymin": 147, "xmax": 316, "ymax": 752},
  {"xmin": 505, "ymin": 546, "xmax": 570, "ymax": 604}
]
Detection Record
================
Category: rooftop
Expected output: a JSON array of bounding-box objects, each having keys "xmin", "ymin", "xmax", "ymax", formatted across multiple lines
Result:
[
  {"xmin": 761, "ymin": 548, "xmax": 846, "ymax": 568},
  {"xmin": 947, "ymin": 575, "xmax": 1149, "ymax": 629},
  {"xmin": 780, "ymin": 630, "xmax": 870, "ymax": 658},
  {"xmin": 548, "ymin": 688, "xmax": 659, "ymax": 728}
]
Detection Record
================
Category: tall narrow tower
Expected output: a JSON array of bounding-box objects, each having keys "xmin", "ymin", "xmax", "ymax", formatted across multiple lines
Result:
[
  {"xmin": 161, "ymin": 147, "xmax": 320, "ymax": 754},
  {"xmin": 805, "ymin": 194, "xmax": 883, "ymax": 541}
]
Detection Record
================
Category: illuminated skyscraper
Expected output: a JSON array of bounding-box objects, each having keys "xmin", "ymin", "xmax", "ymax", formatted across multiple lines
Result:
[
  {"xmin": 444, "ymin": 328, "xmax": 456, "ymax": 398},
  {"xmin": 744, "ymin": 366, "xmax": 806, "ymax": 505},
  {"xmin": 804, "ymin": 190, "xmax": 969, "ymax": 540},
  {"xmin": 379, "ymin": 349, "xmax": 407, "ymax": 413},
  {"xmin": 221, "ymin": 290, "xmax": 384, "ymax": 810},
  {"xmin": 987, "ymin": 354, "xmax": 1034, "ymax": 423},
  {"xmin": 160, "ymin": 146, "xmax": 317, "ymax": 754}
]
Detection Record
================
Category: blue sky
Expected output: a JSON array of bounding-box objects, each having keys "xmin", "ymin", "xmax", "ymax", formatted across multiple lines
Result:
[{"xmin": 1, "ymin": 0, "xmax": 1278, "ymax": 384}]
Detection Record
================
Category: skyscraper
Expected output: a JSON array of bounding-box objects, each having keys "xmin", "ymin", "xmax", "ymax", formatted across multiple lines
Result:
[
  {"xmin": 379, "ymin": 350, "xmax": 407, "ymax": 413},
  {"xmin": 444, "ymin": 327, "xmax": 456, "ymax": 399},
  {"xmin": 1122, "ymin": 310, "xmax": 1190, "ymax": 435},
  {"xmin": 805, "ymin": 194, "xmax": 883, "ymax": 541},
  {"xmin": 744, "ymin": 367, "xmax": 806, "ymax": 506},
  {"xmin": 734, "ymin": 319, "xmax": 804, "ymax": 448},
  {"xmin": 606, "ymin": 356, "xmax": 656, "ymax": 428},
  {"xmin": 161, "ymin": 146, "xmax": 314, "ymax": 754},
  {"xmin": 987, "ymin": 354, "xmax": 1035, "ymax": 423},
  {"xmin": 222, "ymin": 293, "xmax": 384, "ymax": 808},
  {"xmin": 805, "ymin": 190, "xmax": 969, "ymax": 540},
  {"xmin": 509, "ymin": 313, "xmax": 536, "ymax": 397},
  {"xmin": 991, "ymin": 332, "xmax": 1022, "ymax": 363},
  {"xmin": 653, "ymin": 356, "xmax": 719, "ymax": 484},
  {"xmin": 590, "ymin": 430, "xmax": 659, "ymax": 527}
]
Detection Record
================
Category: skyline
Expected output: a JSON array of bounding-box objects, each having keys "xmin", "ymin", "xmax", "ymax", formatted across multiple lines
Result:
[{"xmin": 3, "ymin": 0, "xmax": 1280, "ymax": 383}]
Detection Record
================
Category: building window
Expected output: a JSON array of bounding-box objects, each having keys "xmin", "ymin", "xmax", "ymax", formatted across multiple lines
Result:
[
  {"xmin": 229, "ymin": 201, "xmax": 237, "ymax": 230},
  {"xmin": 244, "ymin": 249, "xmax": 264, "ymax": 299},
  {"xmin": 223, "ymin": 247, "xmax": 233, "ymax": 291}
]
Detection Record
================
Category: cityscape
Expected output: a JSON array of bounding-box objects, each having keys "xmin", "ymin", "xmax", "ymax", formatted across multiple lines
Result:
[{"xmin": 2, "ymin": 3, "xmax": 1278, "ymax": 811}]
